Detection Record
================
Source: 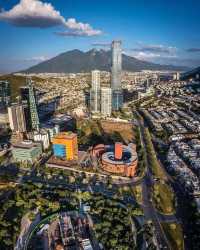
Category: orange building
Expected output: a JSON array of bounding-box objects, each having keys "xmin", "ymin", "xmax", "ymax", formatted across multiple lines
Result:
[
  {"xmin": 115, "ymin": 142, "xmax": 123, "ymax": 159},
  {"xmin": 52, "ymin": 132, "xmax": 78, "ymax": 160},
  {"xmin": 93, "ymin": 143, "xmax": 138, "ymax": 178}
]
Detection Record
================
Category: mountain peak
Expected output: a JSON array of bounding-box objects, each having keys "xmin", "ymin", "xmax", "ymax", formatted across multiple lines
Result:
[{"xmin": 21, "ymin": 49, "xmax": 189, "ymax": 74}]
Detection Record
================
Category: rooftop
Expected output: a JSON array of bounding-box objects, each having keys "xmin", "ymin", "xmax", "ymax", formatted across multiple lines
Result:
[
  {"xmin": 13, "ymin": 140, "xmax": 41, "ymax": 149},
  {"xmin": 53, "ymin": 132, "xmax": 77, "ymax": 140}
]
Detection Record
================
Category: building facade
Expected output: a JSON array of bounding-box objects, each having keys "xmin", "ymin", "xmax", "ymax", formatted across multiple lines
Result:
[
  {"xmin": 100, "ymin": 87, "xmax": 112, "ymax": 116},
  {"xmin": 90, "ymin": 70, "xmax": 101, "ymax": 113},
  {"xmin": 93, "ymin": 143, "xmax": 138, "ymax": 177},
  {"xmin": 0, "ymin": 81, "xmax": 11, "ymax": 108},
  {"xmin": 8, "ymin": 103, "xmax": 26, "ymax": 133},
  {"xmin": 111, "ymin": 41, "xmax": 122, "ymax": 90},
  {"xmin": 52, "ymin": 132, "xmax": 78, "ymax": 160},
  {"xmin": 20, "ymin": 82, "xmax": 39, "ymax": 131},
  {"xmin": 111, "ymin": 41, "xmax": 123, "ymax": 110},
  {"xmin": 12, "ymin": 141, "xmax": 42, "ymax": 163},
  {"xmin": 33, "ymin": 129, "xmax": 50, "ymax": 150}
]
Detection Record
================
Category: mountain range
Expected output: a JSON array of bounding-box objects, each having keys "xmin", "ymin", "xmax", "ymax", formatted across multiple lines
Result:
[
  {"xmin": 181, "ymin": 66, "xmax": 200, "ymax": 80},
  {"xmin": 21, "ymin": 49, "xmax": 189, "ymax": 73}
]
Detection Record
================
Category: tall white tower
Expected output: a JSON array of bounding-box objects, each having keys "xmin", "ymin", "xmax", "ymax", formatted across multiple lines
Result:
[
  {"xmin": 111, "ymin": 40, "xmax": 123, "ymax": 111},
  {"xmin": 101, "ymin": 87, "xmax": 112, "ymax": 116},
  {"xmin": 90, "ymin": 70, "xmax": 101, "ymax": 113},
  {"xmin": 111, "ymin": 40, "xmax": 122, "ymax": 90}
]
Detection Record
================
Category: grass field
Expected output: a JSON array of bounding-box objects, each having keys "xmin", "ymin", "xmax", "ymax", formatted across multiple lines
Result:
[
  {"xmin": 131, "ymin": 185, "xmax": 143, "ymax": 204},
  {"xmin": 153, "ymin": 182, "xmax": 175, "ymax": 215},
  {"xmin": 101, "ymin": 120, "xmax": 135, "ymax": 143},
  {"xmin": 161, "ymin": 222, "xmax": 184, "ymax": 250},
  {"xmin": 77, "ymin": 119, "xmax": 135, "ymax": 146},
  {"xmin": 144, "ymin": 127, "xmax": 166, "ymax": 180}
]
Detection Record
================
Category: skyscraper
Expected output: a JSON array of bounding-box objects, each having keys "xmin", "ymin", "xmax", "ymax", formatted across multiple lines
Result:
[
  {"xmin": 90, "ymin": 70, "xmax": 101, "ymax": 113},
  {"xmin": 27, "ymin": 79, "xmax": 40, "ymax": 131},
  {"xmin": 111, "ymin": 41, "xmax": 122, "ymax": 90},
  {"xmin": 8, "ymin": 103, "xmax": 27, "ymax": 133},
  {"xmin": 111, "ymin": 41, "xmax": 123, "ymax": 110},
  {"xmin": 0, "ymin": 81, "xmax": 11, "ymax": 108},
  {"xmin": 101, "ymin": 87, "xmax": 112, "ymax": 116}
]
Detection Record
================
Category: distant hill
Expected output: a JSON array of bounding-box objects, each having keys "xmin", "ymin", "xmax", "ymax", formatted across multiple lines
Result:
[
  {"xmin": 0, "ymin": 75, "xmax": 44, "ymax": 100},
  {"xmin": 181, "ymin": 66, "xmax": 200, "ymax": 80},
  {"xmin": 21, "ymin": 49, "xmax": 189, "ymax": 73}
]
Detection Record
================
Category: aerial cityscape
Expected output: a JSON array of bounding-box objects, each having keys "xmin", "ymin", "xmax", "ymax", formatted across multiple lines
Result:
[{"xmin": 0, "ymin": 0, "xmax": 200, "ymax": 250}]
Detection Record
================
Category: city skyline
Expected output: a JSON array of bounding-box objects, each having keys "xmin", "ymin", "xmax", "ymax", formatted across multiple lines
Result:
[{"xmin": 0, "ymin": 0, "xmax": 200, "ymax": 73}]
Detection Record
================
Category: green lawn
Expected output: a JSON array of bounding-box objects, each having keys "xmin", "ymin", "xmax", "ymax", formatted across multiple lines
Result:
[
  {"xmin": 144, "ymin": 128, "xmax": 166, "ymax": 180},
  {"xmin": 161, "ymin": 222, "xmax": 184, "ymax": 250},
  {"xmin": 153, "ymin": 182, "xmax": 175, "ymax": 215},
  {"xmin": 132, "ymin": 185, "xmax": 143, "ymax": 204}
]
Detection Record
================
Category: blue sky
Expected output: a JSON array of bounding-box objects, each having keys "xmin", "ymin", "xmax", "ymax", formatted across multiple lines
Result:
[{"xmin": 0, "ymin": 0, "xmax": 200, "ymax": 73}]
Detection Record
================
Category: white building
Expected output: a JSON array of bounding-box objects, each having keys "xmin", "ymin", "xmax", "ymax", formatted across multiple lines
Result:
[
  {"xmin": 90, "ymin": 70, "xmax": 101, "ymax": 113},
  {"xmin": 33, "ymin": 129, "xmax": 50, "ymax": 150},
  {"xmin": 91, "ymin": 70, "xmax": 100, "ymax": 91},
  {"xmin": 101, "ymin": 87, "xmax": 112, "ymax": 116},
  {"xmin": 173, "ymin": 72, "xmax": 180, "ymax": 81},
  {"xmin": 8, "ymin": 103, "xmax": 26, "ymax": 132}
]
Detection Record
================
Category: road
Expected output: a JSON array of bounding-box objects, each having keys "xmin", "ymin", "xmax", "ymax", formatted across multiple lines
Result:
[{"xmin": 135, "ymin": 111, "xmax": 178, "ymax": 250}]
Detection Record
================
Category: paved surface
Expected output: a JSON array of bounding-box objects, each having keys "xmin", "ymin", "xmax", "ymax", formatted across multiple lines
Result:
[{"xmin": 135, "ymin": 111, "xmax": 178, "ymax": 250}]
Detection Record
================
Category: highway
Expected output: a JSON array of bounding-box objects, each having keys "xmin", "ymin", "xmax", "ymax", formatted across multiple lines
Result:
[{"xmin": 135, "ymin": 111, "xmax": 178, "ymax": 250}]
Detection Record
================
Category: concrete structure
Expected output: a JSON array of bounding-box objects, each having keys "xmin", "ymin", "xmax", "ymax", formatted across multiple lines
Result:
[
  {"xmin": 90, "ymin": 70, "xmax": 101, "ymax": 113},
  {"xmin": 111, "ymin": 41, "xmax": 123, "ymax": 110},
  {"xmin": 20, "ymin": 86, "xmax": 32, "ymax": 131},
  {"xmin": 173, "ymin": 72, "xmax": 180, "ymax": 81},
  {"xmin": 91, "ymin": 70, "xmax": 101, "ymax": 91},
  {"xmin": 115, "ymin": 142, "xmax": 123, "ymax": 160},
  {"xmin": 8, "ymin": 103, "xmax": 26, "ymax": 133},
  {"xmin": 42, "ymin": 114, "xmax": 74, "ymax": 133},
  {"xmin": 33, "ymin": 129, "xmax": 50, "ymax": 150},
  {"xmin": 111, "ymin": 41, "xmax": 122, "ymax": 90},
  {"xmin": 0, "ymin": 81, "xmax": 11, "ymax": 108},
  {"xmin": 42, "ymin": 124, "xmax": 60, "ymax": 140},
  {"xmin": 100, "ymin": 87, "xmax": 112, "ymax": 116},
  {"xmin": 27, "ymin": 79, "xmax": 40, "ymax": 131},
  {"xmin": 0, "ymin": 108, "xmax": 9, "ymax": 128},
  {"xmin": 93, "ymin": 143, "xmax": 138, "ymax": 177},
  {"xmin": 12, "ymin": 140, "xmax": 42, "ymax": 163},
  {"xmin": 112, "ymin": 89, "xmax": 123, "ymax": 110},
  {"xmin": 52, "ymin": 132, "xmax": 78, "ymax": 160}
]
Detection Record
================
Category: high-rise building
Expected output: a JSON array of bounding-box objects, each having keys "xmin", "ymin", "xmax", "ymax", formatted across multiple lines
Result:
[
  {"xmin": 91, "ymin": 70, "xmax": 101, "ymax": 90},
  {"xmin": 112, "ymin": 89, "xmax": 123, "ymax": 111},
  {"xmin": 27, "ymin": 79, "xmax": 40, "ymax": 131},
  {"xmin": 111, "ymin": 41, "xmax": 123, "ymax": 110},
  {"xmin": 90, "ymin": 70, "xmax": 101, "ymax": 113},
  {"xmin": 111, "ymin": 41, "xmax": 122, "ymax": 90},
  {"xmin": 8, "ymin": 103, "xmax": 26, "ymax": 133},
  {"xmin": 0, "ymin": 81, "xmax": 11, "ymax": 108},
  {"xmin": 20, "ymin": 86, "xmax": 32, "ymax": 131},
  {"xmin": 101, "ymin": 87, "xmax": 112, "ymax": 116},
  {"xmin": 52, "ymin": 132, "xmax": 78, "ymax": 160},
  {"xmin": 173, "ymin": 72, "xmax": 180, "ymax": 81}
]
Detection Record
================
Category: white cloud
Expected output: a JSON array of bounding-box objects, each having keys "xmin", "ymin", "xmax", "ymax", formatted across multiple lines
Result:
[
  {"xmin": 132, "ymin": 51, "xmax": 177, "ymax": 61},
  {"xmin": 0, "ymin": 0, "xmax": 102, "ymax": 36},
  {"xmin": 132, "ymin": 43, "xmax": 177, "ymax": 55},
  {"xmin": 29, "ymin": 56, "xmax": 50, "ymax": 61}
]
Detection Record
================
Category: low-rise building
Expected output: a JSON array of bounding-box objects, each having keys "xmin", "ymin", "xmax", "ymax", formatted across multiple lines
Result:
[
  {"xmin": 33, "ymin": 129, "xmax": 50, "ymax": 150},
  {"xmin": 52, "ymin": 132, "xmax": 78, "ymax": 160},
  {"xmin": 12, "ymin": 140, "xmax": 42, "ymax": 163}
]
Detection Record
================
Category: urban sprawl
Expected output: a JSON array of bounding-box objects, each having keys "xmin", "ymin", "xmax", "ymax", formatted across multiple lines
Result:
[{"xmin": 0, "ymin": 41, "xmax": 200, "ymax": 250}]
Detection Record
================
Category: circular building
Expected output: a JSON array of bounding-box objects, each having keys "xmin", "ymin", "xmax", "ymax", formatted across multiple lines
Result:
[{"xmin": 98, "ymin": 142, "xmax": 138, "ymax": 177}]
